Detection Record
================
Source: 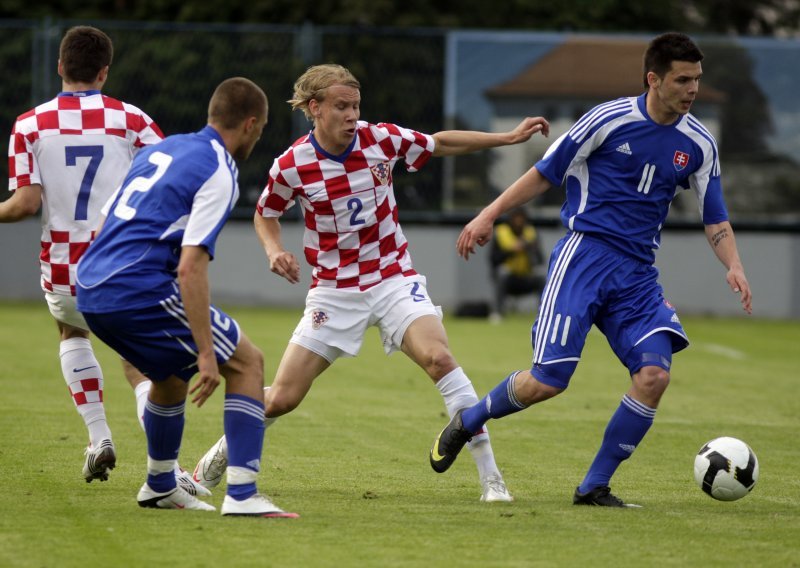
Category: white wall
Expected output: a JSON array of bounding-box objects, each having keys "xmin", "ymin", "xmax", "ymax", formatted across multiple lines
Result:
[{"xmin": 1, "ymin": 218, "xmax": 797, "ymax": 319}]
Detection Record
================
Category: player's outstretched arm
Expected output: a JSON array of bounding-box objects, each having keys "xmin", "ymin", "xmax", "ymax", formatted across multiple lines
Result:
[
  {"xmin": 432, "ymin": 117, "xmax": 550, "ymax": 157},
  {"xmin": 457, "ymin": 166, "xmax": 552, "ymax": 260},
  {"xmin": 254, "ymin": 213, "xmax": 301, "ymax": 284},
  {"xmin": 0, "ymin": 184, "xmax": 42, "ymax": 222},
  {"xmin": 704, "ymin": 221, "xmax": 752, "ymax": 314}
]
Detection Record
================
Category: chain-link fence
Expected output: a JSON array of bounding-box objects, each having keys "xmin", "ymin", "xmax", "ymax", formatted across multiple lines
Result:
[
  {"xmin": 0, "ymin": 19, "xmax": 446, "ymax": 219},
  {"xmin": 3, "ymin": 20, "xmax": 800, "ymax": 228}
]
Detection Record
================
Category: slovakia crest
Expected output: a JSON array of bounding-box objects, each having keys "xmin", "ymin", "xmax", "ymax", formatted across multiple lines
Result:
[
  {"xmin": 673, "ymin": 150, "xmax": 690, "ymax": 171},
  {"xmin": 370, "ymin": 162, "xmax": 391, "ymax": 186},
  {"xmin": 311, "ymin": 309, "xmax": 329, "ymax": 330}
]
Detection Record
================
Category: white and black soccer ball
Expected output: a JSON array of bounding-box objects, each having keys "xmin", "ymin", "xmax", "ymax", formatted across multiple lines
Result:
[{"xmin": 694, "ymin": 437, "xmax": 759, "ymax": 501}]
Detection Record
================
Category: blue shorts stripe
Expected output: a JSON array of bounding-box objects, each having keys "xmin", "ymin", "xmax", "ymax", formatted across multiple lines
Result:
[
  {"xmin": 160, "ymin": 294, "xmax": 237, "ymax": 359},
  {"xmin": 534, "ymin": 232, "xmax": 583, "ymax": 364}
]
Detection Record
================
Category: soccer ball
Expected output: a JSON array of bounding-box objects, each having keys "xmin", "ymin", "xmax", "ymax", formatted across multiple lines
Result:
[{"xmin": 693, "ymin": 437, "xmax": 759, "ymax": 501}]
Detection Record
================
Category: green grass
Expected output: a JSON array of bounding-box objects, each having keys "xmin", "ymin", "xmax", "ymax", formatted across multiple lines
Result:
[{"xmin": 1, "ymin": 301, "xmax": 798, "ymax": 567}]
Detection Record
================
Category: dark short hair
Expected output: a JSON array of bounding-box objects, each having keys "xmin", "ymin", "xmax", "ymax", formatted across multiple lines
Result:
[
  {"xmin": 208, "ymin": 77, "xmax": 268, "ymax": 129},
  {"xmin": 642, "ymin": 32, "xmax": 704, "ymax": 89},
  {"xmin": 59, "ymin": 26, "xmax": 113, "ymax": 84}
]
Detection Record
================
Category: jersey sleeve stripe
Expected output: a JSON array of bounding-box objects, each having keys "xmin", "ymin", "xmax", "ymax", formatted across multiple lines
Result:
[
  {"xmin": 685, "ymin": 116, "xmax": 720, "ymax": 176},
  {"xmin": 568, "ymin": 98, "xmax": 632, "ymax": 143}
]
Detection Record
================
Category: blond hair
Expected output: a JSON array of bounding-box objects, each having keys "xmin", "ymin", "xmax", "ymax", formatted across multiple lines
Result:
[{"xmin": 288, "ymin": 64, "xmax": 360, "ymax": 121}]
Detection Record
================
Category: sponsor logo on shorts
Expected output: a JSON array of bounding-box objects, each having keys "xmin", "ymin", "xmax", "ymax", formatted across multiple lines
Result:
[{"xmin": 311, "ymin": 309, "xmax": 329, "ymax": 330}]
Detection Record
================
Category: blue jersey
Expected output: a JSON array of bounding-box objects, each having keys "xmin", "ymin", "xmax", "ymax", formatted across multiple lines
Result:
[
  {"xmin": 536, "ymin": 93, "xmax": 728, "ymax": 263},
  {"xmin": 76, "ymin": 126, "xmax": 239, "ymax": 313}
]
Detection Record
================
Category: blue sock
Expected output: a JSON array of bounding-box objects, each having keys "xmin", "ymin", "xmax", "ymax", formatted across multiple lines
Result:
[
  {"xmin": 224, "ymin": 394, "xmax": 265, "ymax": 501},
  {"xmin": 461, "ymin": 372, "xmax": 527, "ymax": 433},
  {"xmin": 578, "ymin": 395, "xmax": 655, "ymax": 493},
  {"xmin": 143, "ymin": 399, "xmax": 185, "ymax": 492}
]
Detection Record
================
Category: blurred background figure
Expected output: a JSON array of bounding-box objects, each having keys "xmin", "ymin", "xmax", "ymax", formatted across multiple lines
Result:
[{"xmin": 489, "ymin": 208, "xmax": 545, "ymax": 322}]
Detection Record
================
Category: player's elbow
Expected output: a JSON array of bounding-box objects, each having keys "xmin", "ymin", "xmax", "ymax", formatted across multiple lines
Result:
[{"xmin": 18, "ymin": 199, "xmax": 41, "ymax": 217}]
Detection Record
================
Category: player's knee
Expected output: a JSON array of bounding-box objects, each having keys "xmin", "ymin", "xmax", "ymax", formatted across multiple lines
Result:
[
  {"xmin": 236, "ymin": 338, "xmax": 264, "ymax": 376},
  {"xmin": 517, "ymin": 370, "xmax": 564, "ymax": 405},
  {"xmin": 265, "ymin": 388, "xmax": 300, "ymax": 417},
  {"xmin": 423, "ymin": 347, "xmax": 457, "ymax": 380},
  {"xmin": 633, "ymin": 365, "xmax": 670, "ymax": 398}
]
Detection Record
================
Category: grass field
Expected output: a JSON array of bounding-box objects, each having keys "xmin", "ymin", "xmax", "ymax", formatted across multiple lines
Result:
[{"xmin": 0, "ymin": 301, "xmax": 798, "ymax": 567}]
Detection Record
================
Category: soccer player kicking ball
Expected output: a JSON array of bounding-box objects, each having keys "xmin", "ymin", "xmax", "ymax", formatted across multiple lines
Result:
[
  {"xmin": 77, "ymin": 78, "xmax": 296, "ymax": 517},
  {"xmin": 193, "ymin": 63, "xmax": 550, "ymax": 503},
  {"xmin": 429, "ymin": 32, "xmax": 752, "ymax": 507}
]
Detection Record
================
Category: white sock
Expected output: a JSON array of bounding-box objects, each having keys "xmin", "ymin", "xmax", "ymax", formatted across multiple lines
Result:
[
  {"xmin": 134, "ymin": 380, "xmax": 151, "ymax": 432},
  {"xmin": 435, "ymin": 367, "xmax": 500, "ymax": 479},
  {"xmin": 59, "ymin": 338, "xmax": 111, "ymax": 446}
]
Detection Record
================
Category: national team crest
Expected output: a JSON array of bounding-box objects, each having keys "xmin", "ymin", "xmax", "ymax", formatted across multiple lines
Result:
[
  {"xmin": 311, "ymin": 309, "xmax": 329, "ymax": 330},
  {"xmin": 673, "ymin": 150, "xmax": 690, "ymax": 171},
  {"xmin": 370, "ymin": 162, "xmax": 391, "ymax": 186}
]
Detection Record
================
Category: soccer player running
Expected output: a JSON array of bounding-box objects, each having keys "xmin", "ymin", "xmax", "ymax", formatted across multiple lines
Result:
[
  {"xmin": 429, "ymin": 32, "xmax": 752, "ymax": 507},
  {"xmin": 0, "ymin": 26, "xmax": 208, "ymax": 491},
  {"xmin": 193, "ymin": 63, "xmax": 550, "ymax": 502},
  {"xmin": 76, "ymin": 77, "xmax": 296, "ymax": 517}
]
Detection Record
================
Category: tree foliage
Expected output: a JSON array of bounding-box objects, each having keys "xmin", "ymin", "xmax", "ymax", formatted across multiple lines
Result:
[{"xmin": 2, "ymin": 0, "xmax": 798, "ymax": 35}]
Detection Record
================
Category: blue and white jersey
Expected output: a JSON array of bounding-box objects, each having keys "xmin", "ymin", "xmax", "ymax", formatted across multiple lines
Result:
[
  {"xmin": 536, "ymin": 93, "xmax": 728, "ymax": 263},
  {"xmin": 76, "ymin": 126, "xmax": 239, "ymax": 313}
]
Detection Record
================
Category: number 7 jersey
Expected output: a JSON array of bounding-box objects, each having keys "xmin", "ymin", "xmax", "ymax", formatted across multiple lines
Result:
[
  {"xmin": 7, "ymin": 91, "xmax": 163, "ymax": 295},
  {"xmin": 257, "ymin": 121, "xmax": 434, "ymax": 290}
]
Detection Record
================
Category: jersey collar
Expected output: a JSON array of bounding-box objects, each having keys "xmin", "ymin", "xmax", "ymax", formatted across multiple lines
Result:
[
  {"xmin": 638, "ymin": 92, "xmax": 685, "ymax": 127},
  {"xmin": 200, "ymin": 124, "xmax": 225, "ymax": 145},
  {"xmin": 58, "ymin": 90, "xmax": 102, "ymax": 97},
  {"xmin": 309, "ymin": 130, "xmax": 357, "ymax": 163}
]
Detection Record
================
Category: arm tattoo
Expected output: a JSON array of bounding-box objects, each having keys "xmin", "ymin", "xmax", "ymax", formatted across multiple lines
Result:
[{"xmin": 711, "ymin": 228, "xmax": 729, "ymax": 248}]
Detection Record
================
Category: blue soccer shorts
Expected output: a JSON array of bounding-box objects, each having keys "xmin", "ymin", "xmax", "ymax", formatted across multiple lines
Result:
[
  {"xmin": 84, "ymin": 294, "xmax": 241, "ymax": 381},
  {"xmin": 530, "ymin": 232, "xmax": 689, "ymax": 389}
]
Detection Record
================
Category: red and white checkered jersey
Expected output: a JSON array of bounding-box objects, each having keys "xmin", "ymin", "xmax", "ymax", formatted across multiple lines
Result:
[
  {"xmin": 257, "ymin": 121, "xmax": 434, "ymax": 290},
  {"xmin": 7, "ymin": 91, "xmax": 163, "ymax": 295}
]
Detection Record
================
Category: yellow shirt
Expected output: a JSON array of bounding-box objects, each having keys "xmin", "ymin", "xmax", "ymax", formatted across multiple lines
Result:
[{"xmin": 494, "ymin": 223, "xmax": 538, "ymax": 276}]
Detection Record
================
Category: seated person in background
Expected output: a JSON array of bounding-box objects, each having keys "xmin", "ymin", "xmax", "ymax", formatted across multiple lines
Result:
[{"xmin": 489, "ymin": 208, "xmax": 545, "ymax": 319}]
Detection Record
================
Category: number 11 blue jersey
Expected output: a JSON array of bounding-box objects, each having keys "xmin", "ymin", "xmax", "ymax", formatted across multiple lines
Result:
[{"xmin": 535, "ymin": 93, "xmax": 728, "ymax": 264}]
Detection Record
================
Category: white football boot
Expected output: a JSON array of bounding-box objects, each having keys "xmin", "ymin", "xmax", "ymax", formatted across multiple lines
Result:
[
  {"xmin": 480, "ymin": 472, "xmax": 514, "ymax": 503},
  {"xmin": 137, "ymin": 483, "xmax": 216, "ymax": 511},
  {"xmin": 192, "ymin": 436, "xmax": 228, "ymax": 490},
  {"xmin": 83, "ymin": 439, "xmax": 116, "ymax": 483},
  {"xmin": 176, "ymin": 466, "xmax": 212, "ymax": 497},
  {"xmin": 221, "ymin": 493, "xmax": 299, "ymax": 518}
]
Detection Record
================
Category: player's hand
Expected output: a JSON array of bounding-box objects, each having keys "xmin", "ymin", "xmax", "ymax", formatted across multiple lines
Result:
[
  {"xmin": 270, "ymin": 251, "xmax": 301, "ymax": 284},
  {"xmin": 508, "ymin": 117, "xmax": 550, "ymax": 144},
  {"xmin": 726, "ymin": 267, "xmax": 752, "ymax": 315},
  {"xmin": 457, "ymin": 213, "xmax": 494, "ymax": 260},
  {"xmin": 189, "ymin": 352, "xmax": 220, "ymax": 407}
]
